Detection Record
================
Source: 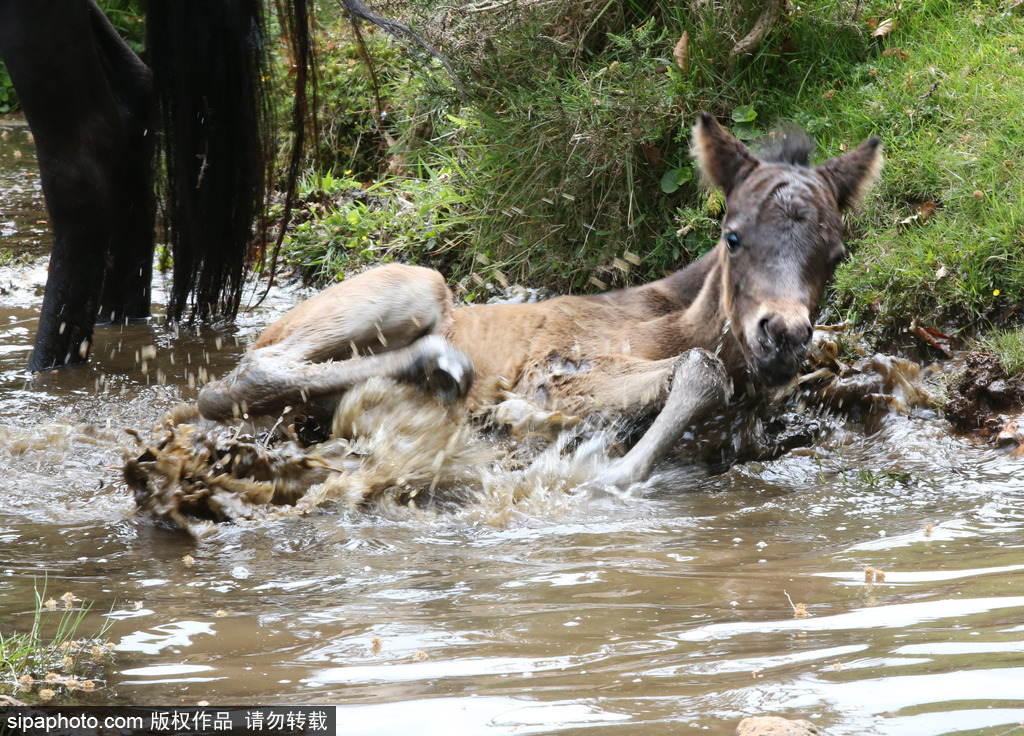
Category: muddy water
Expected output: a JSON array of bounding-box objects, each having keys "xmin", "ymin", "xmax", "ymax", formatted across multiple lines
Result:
[{"xmin": 2, "ymin": 117, "xmax": 1023, "ymax": 735}]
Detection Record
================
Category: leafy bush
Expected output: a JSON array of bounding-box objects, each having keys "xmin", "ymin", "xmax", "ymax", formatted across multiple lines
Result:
[
  {"xmin": 0, "ymin": 62, "xmax": 16, "ymax": 115},
  {"xmin": 280, "ymin": 168, "xmax": 476, "ymax": 285}
]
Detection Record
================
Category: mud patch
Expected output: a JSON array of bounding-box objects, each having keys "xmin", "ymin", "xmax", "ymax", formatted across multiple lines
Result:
[
  {"xmin": 125, "ymin": 380, "xmax": 491, "ymax": 533},
  {"xmin": 701, "ymin": 347, "xmax": 937, "ymax": 471},
  {"xmin": 943, "ymin": 352, "xmax": 1024, "ymax": 436},
  {"xmin": 735, "ymin": 716, "xmax": 821, "ymax": 736},
  {"xmin": 123, "ymin": 404, "xmax": 342, "ymax": 530},
  {"xmin": 802, "ymin": 352, "xmax": 935, "ymax": 428}
]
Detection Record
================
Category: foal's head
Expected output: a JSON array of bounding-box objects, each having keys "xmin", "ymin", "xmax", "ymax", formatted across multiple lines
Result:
[{"xmin": 692, "ymin": 112, "xmax": 882, "ymax": 387}]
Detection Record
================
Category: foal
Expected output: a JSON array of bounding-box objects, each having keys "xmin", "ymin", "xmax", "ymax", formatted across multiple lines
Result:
[{"xmin": 198, "ymin": 113, "xmax": 881, "ymax": 485}]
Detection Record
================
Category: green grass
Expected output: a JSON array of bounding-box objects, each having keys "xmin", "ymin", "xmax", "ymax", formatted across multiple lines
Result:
[
  {"xmin": 279, "ymin": 168, "xmax": 477, "ymax": 286},
  {"xmin": 818, "ymin": 1, "xmax": 1024, "ymax": 338},
  {"xmin": 0, "ymin": 585, "xmax": 114, "ymax": 700},
  {"xmin": 979, "ymin": 327, "xmax": 1024, "ymax": 375}
]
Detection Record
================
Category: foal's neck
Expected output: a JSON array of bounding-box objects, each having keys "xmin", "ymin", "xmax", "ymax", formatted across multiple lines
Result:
[{"xmin": 602, "ymin": 247, "xmax": 746, "ymax": 373}]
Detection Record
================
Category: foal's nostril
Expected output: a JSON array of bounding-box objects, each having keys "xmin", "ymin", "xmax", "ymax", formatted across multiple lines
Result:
[{"xmin": 759, "ymin": 314, "xmax": 812, "ymax": 351}]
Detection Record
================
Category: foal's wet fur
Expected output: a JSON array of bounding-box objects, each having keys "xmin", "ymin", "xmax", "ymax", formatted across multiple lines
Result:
[{"xmin": 198, "ymin": 114, "xmax": 882, "ymax": 486}]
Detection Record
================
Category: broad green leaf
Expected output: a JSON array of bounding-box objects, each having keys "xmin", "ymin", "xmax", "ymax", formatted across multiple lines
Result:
[
  {"xmin": 660, "ymin": 167, "xmax": 693, "ymax": 194},
  {"xmin": 661, "ymin": 169, "xmax": 681, "ymax": 193},
  {"xmin": 731, "ymin": 104, "xmax": 757, "ymax": 123},
  {"xmin": 734, "ymin": 121, "xmax": 759, "ymax": 140}
]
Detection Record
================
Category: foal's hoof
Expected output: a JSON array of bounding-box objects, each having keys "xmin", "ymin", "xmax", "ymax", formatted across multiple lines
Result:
[
  {"xmin": 424, "ymin": 348, "xmax": 475, "ymax": 403},
  {"xmin": 595, "ymin": 460, "xmax": 641, "ymax": 490},
  {"xmin": 414, "ymin": 336, "xmax": 475, "ymax": 403}
]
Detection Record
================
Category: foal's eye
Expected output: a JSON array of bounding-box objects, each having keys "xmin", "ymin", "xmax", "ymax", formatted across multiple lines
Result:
[{"xmin": 725, "ymin": 232, "xmax": 742, "ymax": 252}]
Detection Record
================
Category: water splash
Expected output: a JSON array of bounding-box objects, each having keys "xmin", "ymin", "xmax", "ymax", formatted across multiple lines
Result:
[{"xmin": 126, "ymin": 377, "xmax": 631, "ymax": 534}]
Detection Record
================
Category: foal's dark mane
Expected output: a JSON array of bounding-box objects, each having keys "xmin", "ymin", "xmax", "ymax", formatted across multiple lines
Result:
[{"xmin": 755, "ymin": 126, "xmax": 815, "ymax": 167}]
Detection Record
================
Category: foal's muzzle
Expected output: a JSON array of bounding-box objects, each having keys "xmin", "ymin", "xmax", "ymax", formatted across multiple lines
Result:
[{"xmin": 748, "ymin": 308, "xmax": 813, "ymax": 387}]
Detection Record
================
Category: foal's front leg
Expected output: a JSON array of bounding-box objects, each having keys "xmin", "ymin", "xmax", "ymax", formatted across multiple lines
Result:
[{"xmin": 599, "ymin": 349, "xmax": 731, "ymax": 487}]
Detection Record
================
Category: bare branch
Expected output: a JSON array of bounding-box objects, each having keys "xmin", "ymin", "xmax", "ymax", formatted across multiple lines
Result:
[{"xmin": 729, "ymin": 0, "xmax": 784, "ymax": 61}]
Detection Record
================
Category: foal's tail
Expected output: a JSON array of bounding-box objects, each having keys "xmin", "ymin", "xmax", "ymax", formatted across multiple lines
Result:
[{"xmin": 147, "ymin": 0, "xmax": 316, "ymax": 322}]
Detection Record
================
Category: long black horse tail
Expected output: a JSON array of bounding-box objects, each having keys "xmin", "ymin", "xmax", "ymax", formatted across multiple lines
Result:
[
  {"xmin": 146, "ymin": 0, "xmax": 456, "ymax": 323},
  {"xmin": 147, "ymin": 0, "xmax": 301, "ymax": 322},
  {"xmin": 253, "ymin": 0, "xmax": 317, "ymax": 304}
]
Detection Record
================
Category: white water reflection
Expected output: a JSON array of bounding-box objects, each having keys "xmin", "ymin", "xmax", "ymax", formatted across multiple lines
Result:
[
  {"xmin": 121, "ymin": 664, "xmax": 217, "ymax": 682},
  {"xmin": 674, "ymin": 596, "xmax": 1024, "ymax": 641},
  {"xmin": 314, "ymin": 654, "xmax": 587, "ymax": 684},
  {"xmin": 338, "ymin": 697, "xmax": 630, "ymax": 736},
  {"xmin": 816, "ymin": 563, "xmax": 1024, "ymax": 585},
  {"xmin": 777, "ymin": 669, "xmax": 1024, "ymax": 731},
  {"xmin": 117, "ymin": 621, "xmax": 216, "ymax": 656}
]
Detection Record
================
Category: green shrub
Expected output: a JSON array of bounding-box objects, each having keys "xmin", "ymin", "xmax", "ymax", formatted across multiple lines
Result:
[
  {"xmin": 0, "ymin": 62, "xmax": 16, "ymax": 115},
  {"xmin": 280, "ymin": 168, "xmax": 476, "ymax": 285}
]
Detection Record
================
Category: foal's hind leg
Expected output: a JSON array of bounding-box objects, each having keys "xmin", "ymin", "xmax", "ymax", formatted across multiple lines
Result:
[
  {"xmin": 198, "ymin": 264, "xmax": 473, "ymax": 421},
  {"xmin": 255, "ymin": 264, "xmax": 455, "ymax": 360},
  {"xmin": 198, "ymin": 335, "xmax": 474, "ymax": 421}
]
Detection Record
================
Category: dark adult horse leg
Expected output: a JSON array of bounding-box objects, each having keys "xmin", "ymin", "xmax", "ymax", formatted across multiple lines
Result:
[{"xmin": 0, "ymin": 0, "xmax": 155, "ymax": 371}]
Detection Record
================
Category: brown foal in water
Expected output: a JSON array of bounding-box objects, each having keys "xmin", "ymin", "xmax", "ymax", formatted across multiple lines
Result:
[{"xmin": 198, "ymin": 113, "xmax": 882, "ymax": 486}]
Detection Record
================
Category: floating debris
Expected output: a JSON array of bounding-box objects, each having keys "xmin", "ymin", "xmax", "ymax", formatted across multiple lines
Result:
[{"xmin": 864, "ymin": 566, "xmax": 886, "ymax": 584}]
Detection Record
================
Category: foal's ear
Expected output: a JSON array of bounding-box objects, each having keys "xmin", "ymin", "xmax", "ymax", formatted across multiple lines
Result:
[
  {"xmin": 816, "ymin": 135, "xmax": 883, "ymax": 210},
  {"xmin": 691, "ymin": 112, "xmax": 759, "ymax": 197}
]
